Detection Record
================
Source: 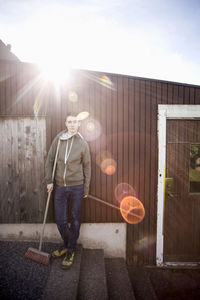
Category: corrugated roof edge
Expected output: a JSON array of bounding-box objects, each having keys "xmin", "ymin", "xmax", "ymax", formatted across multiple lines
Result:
[{"xmin": 1, "ymin": 60, "xmax": 200, "ymax": 89}]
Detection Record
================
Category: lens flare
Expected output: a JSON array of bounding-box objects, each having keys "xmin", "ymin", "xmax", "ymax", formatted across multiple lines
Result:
[
  {"xmin": 40, "ymin": 63, "xmax": 70, "ymax": 88},
  {"xmin": 83, "ymin": 73, "xmax": 115, "ymax": 90},
  {"xmin": 68, "ymin": 91, "xmax": 78, "ymax": 102},
  {"xmin": 100, "ymin": 75, "xmax": 113, "ymax": 87},
  {"xmin": 33, "ymin": 98, "xmax": 40, "ymax": 117},
  {"xmin": 101, "ymin": 158, "xmax": 116, "ymax": 175},
  {"xmin": 87, "ymin": 121, "xmax": 95, "ymax": 131},
  {"xmin": 0, "ymin": 73, "xmax": 11, "ymax": 82},
  {"xmin": 33, "ymin": 77, "xmax": 48, "ymax": 117},
  {"xmin": 134, "ymin": 236, "xmax": 155, "ymax": 251},
  {"xmin": 96, "ymin": 151, "xmax": 117, "ymax": 175},
  {"xmin": 15, "ymin": 75, "xmax": 42, "ymax": 106},
  {"xmin": 77, "ymin": 111, "xmax": 89, "ymax": 121},
  {"xmin": 114, "ymin": 183, "xmax": 137, "ymax": 204},
  {"xmin": 120, "ymin": 196, "xmax": 145, "ymax": 224},
  {"xmin": 81, "ymin": 118, "xmax": 101, "ymax": 141}
]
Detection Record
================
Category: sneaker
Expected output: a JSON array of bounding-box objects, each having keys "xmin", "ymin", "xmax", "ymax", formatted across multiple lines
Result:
[
  {"xmin": 51, "ymin": 245, "xmax": 68, "ymax": 258},
  {"xmin": 61, "ymin": 251, "xmax": 75, "ymax": 269}
]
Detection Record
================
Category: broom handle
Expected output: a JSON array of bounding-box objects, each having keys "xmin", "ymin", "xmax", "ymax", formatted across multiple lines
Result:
[
  {"xmin": 88, "ymin": 194, "xmax": 120, "ymax": 211},
  {"xmin": 88, "ymin": 194, "xmax": 140, "ymax": 218},
  {"xmin": 39, "ymin": 191, "xmax": 52, "ymax": 251},
  {"xmin": 39, "ymin": 139, "xmax": 61, "ymax": 251},
  {"xmin": 52, "ymin": 139, "xmax": 61, "ymax": 183}
]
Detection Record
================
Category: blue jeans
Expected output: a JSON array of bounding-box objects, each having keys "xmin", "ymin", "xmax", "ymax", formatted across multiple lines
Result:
[{"xmin": 54, "ymin": 184, "xmax": 84, "ymax": 252}]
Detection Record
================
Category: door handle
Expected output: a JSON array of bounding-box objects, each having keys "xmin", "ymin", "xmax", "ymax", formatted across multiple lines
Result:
[
  {"xmin": 167, "ymin": 192, "xmax": 178, "ymax": 198},
  {"xmin": 167, "ymin": 191, "xmax": 174, "ymax": 198},
  {"xmin": 165, "ymin": 178, "xmax": 174, "ymax": 200}
]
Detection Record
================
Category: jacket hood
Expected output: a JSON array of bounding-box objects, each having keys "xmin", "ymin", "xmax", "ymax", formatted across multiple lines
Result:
[{"xmin": 59, "ymin": 131, "xmax": 84, "ymax": 141}]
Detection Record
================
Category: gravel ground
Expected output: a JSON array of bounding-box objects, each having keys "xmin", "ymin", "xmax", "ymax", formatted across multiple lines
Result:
[{"xmin": 0, "ymin": 241, "xmax": 57, "ymax": 300}]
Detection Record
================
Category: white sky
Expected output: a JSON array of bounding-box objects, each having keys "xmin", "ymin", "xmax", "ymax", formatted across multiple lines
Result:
[{"xmin": 0, "ymin": 0, "xmax": 200, "ymax": 85}]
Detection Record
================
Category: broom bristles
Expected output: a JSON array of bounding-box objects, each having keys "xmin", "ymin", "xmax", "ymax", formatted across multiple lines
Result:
[{"xmin": 25, "ymin": 247, "xmax": 51, "ymax": 265}]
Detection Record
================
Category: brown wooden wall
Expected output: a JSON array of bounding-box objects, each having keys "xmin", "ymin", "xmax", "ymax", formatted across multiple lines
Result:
[
  {"xmin": 1, "ymin": 60, "xmax": 200, "ymax": 265},
  {"xmin": 0, "ymin": 117, "xmax": 46, "ymax": 223}
]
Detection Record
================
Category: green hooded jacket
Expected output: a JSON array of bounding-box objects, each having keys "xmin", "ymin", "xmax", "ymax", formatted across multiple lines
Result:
[{"xmin": 45, "ymin": 131, "xmax": 91, "ymax": 195}]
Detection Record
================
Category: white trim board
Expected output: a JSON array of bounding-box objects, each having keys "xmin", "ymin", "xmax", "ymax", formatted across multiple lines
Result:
[
  {"xmin": 156, "ymin": 104, "xmax": 200, "ymax": 266},
  {"xmin": 0, "ymin": 223, "xmax": 126, "ymax": 258}
]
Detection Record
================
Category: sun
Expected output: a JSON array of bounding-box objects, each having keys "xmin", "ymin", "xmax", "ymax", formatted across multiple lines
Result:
[
  {"xmin": 13, "ymin": 3, "xmax": 120, "ymax": 87},
  {"xmin": 39, "ymin": 59, "xmax": 71, "ymax": 88}
]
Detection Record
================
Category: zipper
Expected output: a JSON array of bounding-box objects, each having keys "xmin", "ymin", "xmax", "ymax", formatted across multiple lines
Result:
[
  {"xmin": 63, "ymin": 137, "xmax": 74, "ymax": 186},
  {"xmin": 63, "ymin": 164, "xmax": 67, "ymax": 186},
  {"xmin": 63, "ymin": 141, "xmax": 68, "ymax": 186}
]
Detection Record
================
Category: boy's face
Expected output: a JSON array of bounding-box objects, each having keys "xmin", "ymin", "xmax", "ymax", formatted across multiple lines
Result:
[{"xmin": 65, "ymin": 116, "xmax": 80, "ymax": 134}]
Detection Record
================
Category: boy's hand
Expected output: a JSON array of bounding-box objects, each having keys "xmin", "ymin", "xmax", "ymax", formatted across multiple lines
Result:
[{"xmin": 47, "ymin": 183, "xmax": 53, "ymax": 193}]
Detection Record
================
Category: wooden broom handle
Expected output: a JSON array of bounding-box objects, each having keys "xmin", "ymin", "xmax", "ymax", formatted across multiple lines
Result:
[
  {"xmin": 52, "ymin": 138, "xmax": 61, "ymax": 182},
  {"xmin": 39, "ymin": 191, "xmax": 52, "ymax": 251},
  {"xmin": 39, "ymin": 138, "xmax": 61, "ymax": 251}
]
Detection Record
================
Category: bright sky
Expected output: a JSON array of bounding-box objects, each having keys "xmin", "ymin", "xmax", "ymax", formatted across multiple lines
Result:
[{"xmin": 0, "ymin": 0, "xmax": 200, "ymax": 85}]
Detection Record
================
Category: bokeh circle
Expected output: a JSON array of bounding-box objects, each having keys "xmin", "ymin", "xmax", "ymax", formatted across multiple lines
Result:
[{"xmin": 114, "ymin": 183, "xmax": 137, "ymax": 204}]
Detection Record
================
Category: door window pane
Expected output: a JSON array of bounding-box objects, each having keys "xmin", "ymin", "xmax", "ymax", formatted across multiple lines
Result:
[{"xmin": 189, "ymin": 144, "xmax": 200, "ymax": 193}]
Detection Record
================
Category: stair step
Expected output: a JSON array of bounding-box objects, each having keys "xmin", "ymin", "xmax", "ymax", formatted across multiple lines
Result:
[
  {"xmin": 105, "ymin": 258, "xmax": 136, "ymax": 300},
  {"xmin": 43, "ymin": 245, "xmax": 82, "ymax": 300},
  {"xmin": 77, "ymin": 248, "xmax": 108, "ymax": 300}
]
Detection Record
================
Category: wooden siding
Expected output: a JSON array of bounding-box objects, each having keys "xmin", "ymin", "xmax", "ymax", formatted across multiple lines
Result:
[
  {"xmin": 0, "ymin": 116, "xmax": 46, "ymax": 223},
  {"xmin": 0, "ymin": 61, "xmax": 200, "ymax": 265}
]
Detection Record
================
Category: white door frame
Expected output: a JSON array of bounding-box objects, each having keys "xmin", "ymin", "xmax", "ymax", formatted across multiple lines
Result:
[{"xmin": 156, "ymin": 104, "xmax": 200, "ymax": 266}]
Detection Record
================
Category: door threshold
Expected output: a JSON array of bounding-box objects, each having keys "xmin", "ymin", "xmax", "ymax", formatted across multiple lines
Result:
[{"xmin": 160, "ymin": 262, "xmax": 200, "ymax": 269}]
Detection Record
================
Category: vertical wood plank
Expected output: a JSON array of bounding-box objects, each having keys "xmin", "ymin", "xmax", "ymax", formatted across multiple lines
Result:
[
  {"xmin": 117, "ymin": 75, "xmax": 123, "ymax": 187},
  {"xmin": 133, "ymin": 79, "xmax": 140, "ymax": 264},
  {"xmin": 0, "ymin": 62, "xmax": 6, "ymax": 114},
  {"xmin": 101, "ymin": 80, "xmax": 107, "ymax": 222},
  {"xmin": 106, "ymin": 74, "xmax": 112, "ymax": 221},
  {"xmin": 178, "ymin": 85, "xmax": 184, "ymax": 104},
  {"xmin": 144, "ymin": 80, "xmax": 151, "ymax": 264},
  {"xmin": 167, "ymin": 84, "xmax": 173, "ymax": 104},
  {"xmin": 112, "ymin": 75, "xmax": 119, "ymax": 221},
  {"xmin": 138, "ymin": 80, "xmax": 146, "ymax": 264},
  {"xmin": 5, "ymin": 63, "xmax": 12, "ymax": 114},
  {"xmin": 173, "ymin": 84, "xmax": 179, "ymax": 103},
  {"xmin": 184, "ymin": 86, "xmax": 190, "ymax": 104},
  {"xmin": 88, "ymin": 76, "xmax": 96, "ymax": 222},
  {"xmin": 189, "ymin": 87, "xmax": 195, "ymax": 104},
  {"xmin": 149, "ymin": 80, "xmax": 157, "ymax": 264},
  {"xmin": 162, "ymin": 83, "xmax": 168, "ymax": 104},
  {"xmin": 123, "ymin": 77, "xmax": 129, "ymax": 184}
]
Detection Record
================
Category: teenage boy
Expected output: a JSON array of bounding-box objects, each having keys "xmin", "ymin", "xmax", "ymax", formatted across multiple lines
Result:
[{"xmin": 45, "ymin": 113, "xmax": 91, "ymax": 269}]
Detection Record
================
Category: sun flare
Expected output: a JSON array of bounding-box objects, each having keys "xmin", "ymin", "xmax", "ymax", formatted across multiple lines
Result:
[{"xmin": 39, "ymin": 60, "xmax": 71, "ymax": 88}]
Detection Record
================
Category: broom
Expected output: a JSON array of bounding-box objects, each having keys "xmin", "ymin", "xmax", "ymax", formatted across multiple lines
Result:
[
  {"xmin": 25, "ymin": 139, "xmax": 61, "ymax": 265},
  {"xmin": 25, "ymin": 191, "xmax": 52, "ymax": 264}
]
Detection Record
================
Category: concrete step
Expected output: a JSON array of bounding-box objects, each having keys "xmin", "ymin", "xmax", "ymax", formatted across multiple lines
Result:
[
  {"xmin": 105, "ymin": 257, "xmax": 136, "ymax": 300},
  {"xmin": 0, "ymin": 240, "xmax": 159, "ymax": 300},
  {"xmin": 43, "ymin": 244, "xmax": 83, "ymax": 300},
  {"xmin": 77, "ymin": 248, "xmax": 108, "ymax": 300}
]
